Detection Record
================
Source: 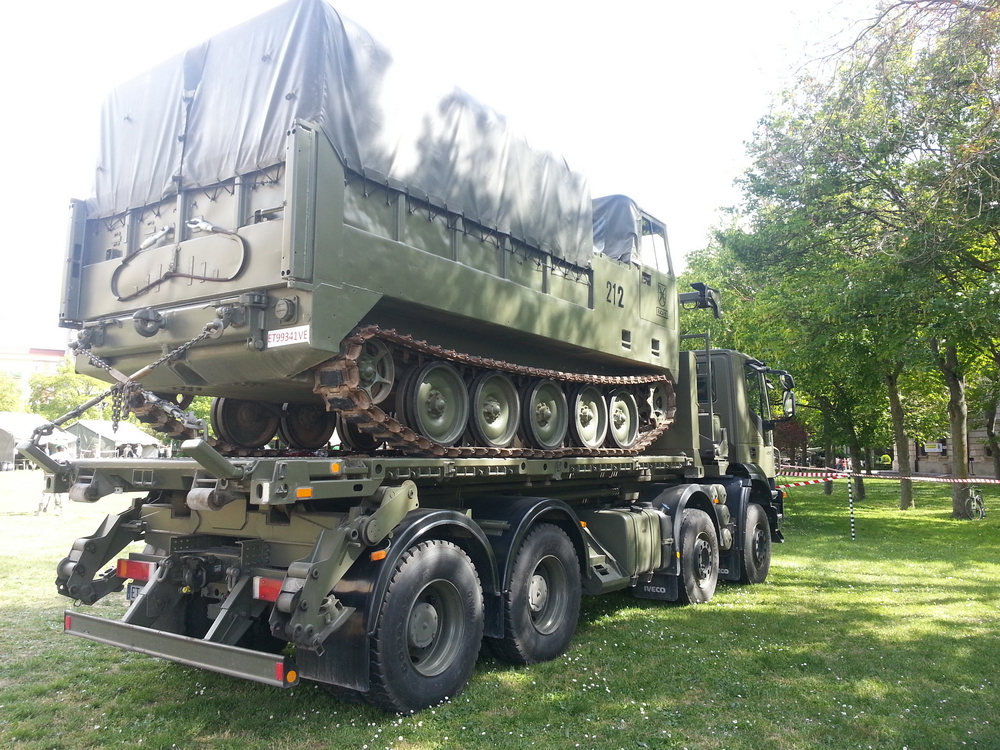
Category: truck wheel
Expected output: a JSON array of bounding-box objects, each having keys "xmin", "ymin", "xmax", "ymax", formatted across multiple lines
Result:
[
  {"xmin": 489, "ymin": 523, "xmax": 581, "ymax": 664},
  {"xmin": 368, "ymin": 540, "xmax": 483, "ymax": 713},
  {"xmin": 739, "ymin": 503, "xmax": 771, "ymax": 584},
  {"xmin": 678, "ymin": 508, "xmax": 719, "ymax": 604}
]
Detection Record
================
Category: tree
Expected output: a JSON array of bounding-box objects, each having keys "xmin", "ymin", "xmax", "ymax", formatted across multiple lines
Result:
[
  {"xmin": 0, "ymin": 372, "xmax": 24, "ymax": 412},
  {"xmin": 723, "ymin": 0, "xmax": 1000, "ymax": 516},
  {"xmin": 29, "ymin": 359, "xmax": 109, "ymax": 422}
]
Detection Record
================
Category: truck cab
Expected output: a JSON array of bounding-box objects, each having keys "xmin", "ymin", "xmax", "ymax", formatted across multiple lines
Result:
[{"xmin": 695, "ymin": 349, "xmax": 796, "ymax": 479}]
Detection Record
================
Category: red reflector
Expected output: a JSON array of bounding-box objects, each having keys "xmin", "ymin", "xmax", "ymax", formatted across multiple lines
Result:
[
  {"xmin": 275, "ymin": 662, "xmax": 285, "ymax": 682},
  {"xmin": 64, "ymin": 614, "xmax": 72, "ymax": 631},
  {"xmin": 253, "ymin": 576, "xmax": 283, "ymax": 602},
  {"xmin": 116, "ymin": 559, "xmax": 155, "ymax": 582}
]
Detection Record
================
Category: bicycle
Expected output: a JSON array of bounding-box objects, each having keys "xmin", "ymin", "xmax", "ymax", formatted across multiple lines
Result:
[{"xmin": 965, "ymin": 486, "xmax": 987, "ymax": 521}]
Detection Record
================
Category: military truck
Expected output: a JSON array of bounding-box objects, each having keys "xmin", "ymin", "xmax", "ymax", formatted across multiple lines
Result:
[{"xmin": 20, "ymin": 0, "xmax": 796, "ymax": 713}]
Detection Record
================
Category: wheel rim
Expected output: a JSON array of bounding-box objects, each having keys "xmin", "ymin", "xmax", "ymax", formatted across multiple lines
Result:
[
  {"xmin": 278, "ymin": 402, "xmax": 337, "ymax": 449},
  {"xmin": 570, "ymin": 385, "xmax": 608, "ymax": 449},
  {"xmin": 608, "ymin": 390, "xmax": 639, "ymax": 448},
  {"xmin": 750, "ymin": 525, "xmax": 768, "ymax": 568},
  {"xmin": 409, "ymin": 362, "xmax": 469, "ymax": 447},
  {"xmin": 527, "ymin": 555, "xmax": 569, "ymax": 635},
  {"xmin": 693, "ymin": 534, "xmax": 714, "ymax": 585},
  {"xmin": 469, "ymin": 372, "xmax": 520, "ymax": 448},
  {"xmin": 522, "ymin": 380, "xmax": 568, "ymax": 450},
  {"xmin": 406, "ymin": 578, "xmax": 465, "ymax": 677},
  {"xmin": 211, "ymin": 398, "xmax": 279, "ymax": 448},
  {"xmin": 357, "ymin": 339, "xmax": 395, "ymax": 404}
]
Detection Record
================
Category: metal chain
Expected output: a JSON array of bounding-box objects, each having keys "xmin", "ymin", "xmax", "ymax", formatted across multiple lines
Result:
[{"xmin": 70, "ymin": 320, "xmax": 223, "ymax": 433}]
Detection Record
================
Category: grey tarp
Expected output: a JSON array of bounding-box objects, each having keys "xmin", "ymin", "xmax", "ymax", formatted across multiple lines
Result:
[
  {"xmin": 91, "ymin": 0, "xmax": 594, "ymax": 265},
  {"xmin": 593, "ymin": 195, "xmax": 642, "ymax": 263}
]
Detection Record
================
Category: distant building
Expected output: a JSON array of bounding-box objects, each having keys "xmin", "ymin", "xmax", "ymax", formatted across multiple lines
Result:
[
  {"xmin": 0, "ymin": 348, "xmax": 67, "ymax": 401},
  {"xmin": 904, "ymin": 409, "xmax": 999, "ymax": 476}
]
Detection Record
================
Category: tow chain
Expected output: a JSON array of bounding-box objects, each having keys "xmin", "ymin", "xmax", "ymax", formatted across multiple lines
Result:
[
  {"xmin": 72, "ymin": 321, "xmax": 240, "ymax": 451},
  {"xmin": 312, "ymin": 326, "xmax": 677, "ymax": 459}
]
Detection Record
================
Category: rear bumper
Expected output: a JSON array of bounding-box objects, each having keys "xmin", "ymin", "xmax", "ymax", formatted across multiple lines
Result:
[{"xmin": 64, "ymin": 610, "xmax": 298, "ymax": 688}]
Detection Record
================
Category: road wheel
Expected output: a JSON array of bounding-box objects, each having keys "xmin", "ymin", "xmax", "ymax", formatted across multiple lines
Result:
[
  {"xmin": 368, "ymin": 540, "xmax": 483, "ymax": 713},
  {"xmin": 278, "ymin": 402, "xmax": 338, "ymax": 449},
  {"xmin": 739, "ymin": 503, "xmax": 772, "ymax": 584},
  {"xmin": 521, "ymin": 379, "xmax": 569, "ymax": 450},
  {"xmin": 678, "ymin": 508, "xmax": 719, "ymax": 604},
  {"xmin": 489, "ymin": 524, "xmax": 581, "ymax": 664}
]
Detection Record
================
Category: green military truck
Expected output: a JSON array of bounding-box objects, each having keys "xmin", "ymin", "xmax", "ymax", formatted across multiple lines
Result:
[{"xmin": 20, "ymin": 0, "xmax": 795, "ymax": 713}]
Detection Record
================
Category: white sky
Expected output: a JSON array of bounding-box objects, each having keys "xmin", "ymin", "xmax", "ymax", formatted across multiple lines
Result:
[{"xmin": 0, "ymin": 0, "xmax": 878, "ymax": 352}]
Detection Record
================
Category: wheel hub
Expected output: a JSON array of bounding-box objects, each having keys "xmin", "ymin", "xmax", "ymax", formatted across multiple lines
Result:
[
  {"xmin": 613, "ymin": 407, "xmax": 627, "ymax": 430},
  {"xmin": 482, "ymin": 397, "xmax": 502, "ymax": 423},
  {"xmin": 408, "ymin": 601, "xmax": 440, "ymax": 649},
  {"xmin": 578, "ymin": 404, "xmax": 594, "ymax": 427},
  {"xmin": 528, "ymin": 572, "xmax": 549, "ymax": 615},
  {"xmin": 535, "ymin": 402, "xmax": 552, "ymax": 426},
  {"xmin": 426, "ymin": 389, "xmax": 447, "ymax": 419}
]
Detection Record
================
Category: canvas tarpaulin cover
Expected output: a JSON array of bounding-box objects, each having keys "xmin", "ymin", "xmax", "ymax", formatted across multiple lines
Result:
[{"xmin": 91, "ymin": 0, "xmax": 595, "ymax": 266}]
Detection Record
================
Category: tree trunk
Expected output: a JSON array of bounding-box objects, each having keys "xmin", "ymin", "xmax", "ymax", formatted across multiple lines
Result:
[
  {"xmin": 848, "ymin": 434, "xmax": 865, "ymax": 500},
  {"xmin": 824, "ymin": 439, "xmax": 836, "ymax": 496},
  {"xmin": 985, "ymin": 396, "xmax": 1000, "ymax": 481},
  {"xmin": 931, "ymin": 340, "xmax": 970, "ymax": 518},
  {"xmin": 886, "ymin": 364, "xmax": 914, "ymax": 509}
]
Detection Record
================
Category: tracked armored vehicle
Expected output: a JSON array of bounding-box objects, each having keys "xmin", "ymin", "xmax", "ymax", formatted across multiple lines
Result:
[{"xmin": 23, "ymin": 0, "xmax": 796, "ymax": 713}]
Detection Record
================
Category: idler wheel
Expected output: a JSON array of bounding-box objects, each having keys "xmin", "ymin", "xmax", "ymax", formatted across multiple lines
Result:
[
  {"xmin": 520, "ymin": 379, "xmax": 568, "ymax": 450},
  {"xmin": 278, "ymin": 402, "xmax": 338, "ymax": 449},
  {"xmin": 210, "ymin": 397, "xmax": 280, "ymax": 449},
  {"xmin": 569, "ymin": 384, "xmax": 608, "ymax": 449},
  {"xmin": 468, "ymin": 372, "xmax": 520, "ymax": 448},
  {"xmin": 406, "ymin": 362, "xmax": 469, "ymax": 447},
  {"xmin": 357, "ymin": 339, "xmax": 395, "ymax": 404}
]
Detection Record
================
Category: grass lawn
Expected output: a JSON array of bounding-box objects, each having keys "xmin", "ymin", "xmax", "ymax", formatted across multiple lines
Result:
[{"xmin": 1, "ymin": 469, "xmax": 997, "ymax": 750}]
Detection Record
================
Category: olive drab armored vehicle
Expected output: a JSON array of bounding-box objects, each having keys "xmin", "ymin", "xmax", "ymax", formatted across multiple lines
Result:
[{"xmin": 22, "ymin": 0, "xmax": 796, "ymax": 714}]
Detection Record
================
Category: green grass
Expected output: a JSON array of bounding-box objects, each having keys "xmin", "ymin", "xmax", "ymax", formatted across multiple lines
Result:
[{"xmin": 1, "ymin": 470, "xmax": 997, "ymax": 750}]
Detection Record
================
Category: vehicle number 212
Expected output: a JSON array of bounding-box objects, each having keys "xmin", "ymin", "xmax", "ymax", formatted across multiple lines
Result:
[{"xmin": 606, "ymin": 282, "xmax": 625, "ymax": 308}]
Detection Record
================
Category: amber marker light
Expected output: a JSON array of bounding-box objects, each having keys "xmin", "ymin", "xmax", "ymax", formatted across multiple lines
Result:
[
  {"xmin": 330, "ymin": 462, "xmax": 342, "ymax": 474},
  {"xmin": 371, "ymin": 549, "xmax": 388, "ymax": 562},
  {"xmin": 296, "ymin": 487, "xmax": 313, "ymax": 499}
]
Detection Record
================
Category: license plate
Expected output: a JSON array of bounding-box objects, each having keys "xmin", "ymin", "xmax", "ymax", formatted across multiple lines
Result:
[{"xmin": 126, "ymin": 583, "xmax": 145, "ymax": 601}]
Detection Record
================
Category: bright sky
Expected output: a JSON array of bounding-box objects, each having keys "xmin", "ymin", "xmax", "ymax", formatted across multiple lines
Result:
[{"xmin": 0, "ymin": 0, "xmax": 878, "ymax": 352}]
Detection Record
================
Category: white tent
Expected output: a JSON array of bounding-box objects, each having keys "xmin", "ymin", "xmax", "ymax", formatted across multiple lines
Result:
[
  {"xmin": 0, "ymin": 412, "xmax": 75, "ymax": 469},
  {"xmin": 64, "ymin": 420, "xmax": 163, "ymax": 458}
]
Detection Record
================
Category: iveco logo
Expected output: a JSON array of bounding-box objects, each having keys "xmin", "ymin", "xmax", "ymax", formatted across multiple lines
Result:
[{"xmin": 643, "ymin": 585, "xmax": 668, "ymax": 594}]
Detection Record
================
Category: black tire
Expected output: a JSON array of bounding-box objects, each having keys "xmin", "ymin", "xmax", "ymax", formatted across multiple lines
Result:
[
  {"xmin": 739, "ymin": 503, "xmax": 772, "ymax": 584},
  {"xmin": 367, "ymin": 540, "xmax": 484, "ymax": 713},
  {"xmin": 678, "ymin": 508, "xmax": 719, "ymax": 604},
  {"xmin": 489, "ymin": 523, "xmax": 581, "ymax": 664}
]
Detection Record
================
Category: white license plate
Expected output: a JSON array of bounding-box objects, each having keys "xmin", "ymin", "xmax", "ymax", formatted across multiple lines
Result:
[{"xmin": 126, "ymin": 583, "xmax": 145, "ymax": 601}]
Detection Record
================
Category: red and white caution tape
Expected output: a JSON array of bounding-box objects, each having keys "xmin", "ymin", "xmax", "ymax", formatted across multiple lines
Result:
[{"xmin": 777, "ymin": 467, "xmax": 1000, "ymax": 488}]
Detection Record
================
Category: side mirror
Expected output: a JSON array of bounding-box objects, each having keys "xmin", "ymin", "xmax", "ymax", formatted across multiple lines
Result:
[
  {"xmin": 782, "ymin": 390, "xmax": 796, "ymax": 419},
  {"xmin": 777, "ymin": 371, "xmax": 794, "ymax": 390}
]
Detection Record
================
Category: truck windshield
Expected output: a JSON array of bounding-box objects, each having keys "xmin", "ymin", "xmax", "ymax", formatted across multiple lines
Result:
[
  {"xmin": 640, "ymin": 218, "xmax": 670, "ymax": 274},
  {"xmin": 744, "ymin": 364, "xmax": 769, "ymax": 421}
]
